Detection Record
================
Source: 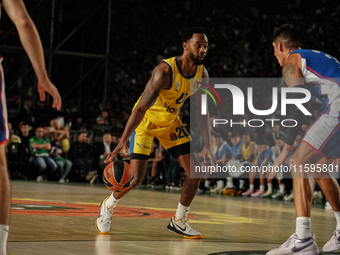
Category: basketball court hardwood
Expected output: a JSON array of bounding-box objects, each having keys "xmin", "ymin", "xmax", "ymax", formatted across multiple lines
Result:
[{"xmin": 6, "ymin": 181, "xmax": 340, "ymax": 254}]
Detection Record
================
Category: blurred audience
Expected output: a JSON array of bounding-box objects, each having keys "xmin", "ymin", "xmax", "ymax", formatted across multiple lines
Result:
[{"xmin": 29, "ymin": 127, "xmax": 57, "ymax": 182}]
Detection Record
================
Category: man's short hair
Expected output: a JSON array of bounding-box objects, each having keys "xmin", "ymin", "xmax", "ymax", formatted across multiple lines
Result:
[
  {"xmin": 215, "ymin": 133, "xmax": 223, "ymax": 139},
  {"xmin": 242, "ymin": 132, "xmax": 251, "ymax": 137},
  {"xmin": 259, "ymin": 139, "xmax": 269, "ymax": 146},
  {"xmin": 275, "ymin": 135, "xmax": 286, "ymax": 141},
  {"xmin": 182, "ymin": 27, "xmax": 207, "ymax": 42},
  {"xmin": 20, "ymin": 122, "xmax": 29, "ymax": 127},
  {"xmin": 230, "ymin": 132, "xmax": 240, "ymax": 138},
  {"xmin": 272, "ymin": 23, "xmax": 301, "ymax": 49}
]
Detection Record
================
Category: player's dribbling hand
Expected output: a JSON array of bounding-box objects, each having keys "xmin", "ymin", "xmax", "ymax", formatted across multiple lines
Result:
[
  {"xmin": 104, "ymin": 141, "xmax": 129, "ymax": 163},
  {"xmin": 37, "ymin": 78, "xmax": 62, "ymax": 110}
]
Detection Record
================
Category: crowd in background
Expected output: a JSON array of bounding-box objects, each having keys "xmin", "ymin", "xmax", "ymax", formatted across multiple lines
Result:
[{"xmin": 5, "ymin": 0, "xmax": 340, "ymax": 209}]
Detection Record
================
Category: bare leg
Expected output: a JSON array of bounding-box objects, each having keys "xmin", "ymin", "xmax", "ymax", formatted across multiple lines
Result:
[
  {"xmin": 0, "ymin": 143, "xmax": 10, "ymax": 225},
  {"xmin": 249, "ymin": 170, "xmax": 255, "ymax": 185},
  {"xmin": 0, "ymin": 143, "xmax": 10, "ymax": 254},
  {"xmin": 259, "ymin": 171, "xmax": 265, "ymax": 186},
  {"xmin": 312, "ymin": 157, "xmax": 340, "ymax": 212},
  {"xmin": 176, "ymin": 153, "xmax": 201, "ymax": 206},
  {"xmin": 288, "ymin": 142, "xmax": 324, "ymax": 216}
]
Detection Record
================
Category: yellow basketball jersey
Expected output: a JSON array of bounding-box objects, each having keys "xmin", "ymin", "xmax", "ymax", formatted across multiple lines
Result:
[
  {"xmin": 135, "ymin": 57, "xmax": 204, "ymax": 126},
  {"xmin": 242, "ymin": 141, "xmax": 257, "ymax": 165}
]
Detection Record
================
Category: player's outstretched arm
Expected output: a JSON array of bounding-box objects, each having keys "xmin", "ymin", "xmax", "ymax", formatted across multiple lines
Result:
[
  {"xmin": 104, "ymin": 63, "xmax": 171, "ymax": 163},
  {"xmin": 2, "ymin": 0, "xmax": 61, "ymax": 110},
  {"xmin": 194, "ymin": 67, "xmax": 216, "ymax": 168}
]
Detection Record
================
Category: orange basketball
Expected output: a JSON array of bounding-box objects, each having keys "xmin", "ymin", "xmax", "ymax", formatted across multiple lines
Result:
[{"xmin": 103, "ymin": 161, "xmax": 134, "ymax": 192}]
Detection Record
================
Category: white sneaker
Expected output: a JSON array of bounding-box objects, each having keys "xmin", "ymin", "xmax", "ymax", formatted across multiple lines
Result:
[
  {"xmin": 267, "ymin": 233, "xmax": 319, "ymax": 255},
  {"xmin": 272, "ymin": 191, "xmax": 284, "ymax": 199},
  {"xmin": 96, "ymin": 197, "xmax": 114, "ymax": 234},
  {"xmin": 167, "ymin": 216, "xmax": 202, "ymax": 239},
  {"xmin": 210, "ymin": 185, "xmax": 224, "ymax": 193},
  {"xmin": 284, "ymin": 193, "xmax": 294, "ymax": 201},
  {"xmin": 59, "ymin": 178, "xmax": 65, "ymax": 183},
  {"xmin": 323, "ymin": 229, "xmax": 340, "ymax": 252},
  {"xmin": 220, "ymin": 185, "xmax": 234, "ymax": 193},
  {"xmin": 36, "ymin": 176, "xmax": 43, "ymax": 182},
  {"xmin": 262, "ymin": 189, "xmax": 273, "ymax": 198}
]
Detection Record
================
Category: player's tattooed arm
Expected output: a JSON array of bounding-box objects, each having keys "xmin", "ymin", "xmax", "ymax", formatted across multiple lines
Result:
[
  {"xmin": 113, "ymin": 63, "xmax": 170, "ymax": 147},
  {"xmin": 137, "ymin": 63, "xmax": 171, "ymax": 111},
  {"xmin": 282, "ymin": 62, "xmax": 296, "ymax": 85},
  {"xmin": 282, "ymin": 54, "xmax": 304, "ymax": 87}
]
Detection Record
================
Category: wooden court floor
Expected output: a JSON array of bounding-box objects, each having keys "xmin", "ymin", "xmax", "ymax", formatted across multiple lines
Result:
[{"xmin": 6, "ymin": 181, "xmax": 340, "ymax": 255}]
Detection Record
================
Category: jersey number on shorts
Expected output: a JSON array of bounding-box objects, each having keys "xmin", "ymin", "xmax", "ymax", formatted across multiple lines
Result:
[{"xmin": 175, "ymin": 126, "xmax": 189, "ymax": 139}]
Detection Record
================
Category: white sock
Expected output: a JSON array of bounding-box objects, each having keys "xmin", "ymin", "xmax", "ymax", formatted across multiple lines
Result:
[
  {"xmin": 105, "ymin": 192, "xmax": 120, "ymax": 208},
  {"xmin": 334, "ymin": 211, "xmax": 340, "ymax": 230},
  {"xmin": 279, "ymin": 185, "xmax": 285, "ymax": 194},
  {"xmin": 175, "ymin": 202, "xmax": 189, "ymax": 220},
  {"xmin": 239, "ymin": 180, "xmax": 245, "ymax": 189},
  {"xmin": 259, "ymin": 185, "xmax": 265, "ymax": 193},
  {"xmin": 296, "ymin": 217, "xmax": 311, "ymax": 239},
  {"xmin": 204, "ymin": 180, "xmax": 210, "ymax": 188},
  {"xmin": 0, "ymin": 225, "xmax": 9, "ymax": 255},
  {"xmin": 267, "ymin": 183, "xmax": 273, "ymax": 192},
  {"xmin": 216, "ymin": 180, "xmax": 224, "ymax": 188},
  {"xmin": 227, "ymin": 177, "xmax": 234, "ymax": 188},
  {"xmin": 249, "ymin": 184, "xmax": 254, "ymax": 191}
]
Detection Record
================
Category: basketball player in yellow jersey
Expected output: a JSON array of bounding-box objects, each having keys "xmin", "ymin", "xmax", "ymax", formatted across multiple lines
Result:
[{"xmin": 96, "ymin": 27, "xmax": 216, "ymax": 239}]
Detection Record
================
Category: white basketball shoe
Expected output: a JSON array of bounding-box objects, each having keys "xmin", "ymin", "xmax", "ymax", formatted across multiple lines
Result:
[
  {"xmin": 323, "ymin": 229, "xmax": 340, "ymax": 252},
  {"xmin": 267, "ymin": 233, "xmax": 319, "ymax": 255},
  {"xmin": 167, "ymin": 216, "xmax": 202, "ymax": 239},
  {"xmin": 96, "ymin": 196, "xmax": 114, "ymax": 234}
]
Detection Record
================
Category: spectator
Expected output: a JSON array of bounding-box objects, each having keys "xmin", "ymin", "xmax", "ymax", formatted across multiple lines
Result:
[
  {"xmin": 210, "ymin": 134, "xmax": 233, "ymax": 193},
  {"xmin": 43, "ymin": 126, "xmax": 51, "ymax": 139},
  {"xmin": 17, "ymin": 99, "xmax": 35, "ymax": 128},
  {"xmin": 7, "ymin": 122, "xmax": 21, "ymax": 144},
  {"xmin": 94, "ymin": 133, "xmax": 115, "ymax": 170},
  {"xmin": 50, "ymin": 118, "xmax": 70, "ymax": 153},
  {"xmin": 265, "ymin": 124, "xmax": 286, "ymax": 147},
  {"xmin": 49, "ymin": 133, "xmax": 72, "ymax": 183},
  {"xmin": 239, "ymin": 133, "xmax": 258, "ymax": 196},
  {"xmin": 18, "ymin": 122, "xmax": 32, "ymax": 161},
  {"xmin": 6, "ymin": 122, "xmax": 27, "ymax": 180},
  {"xmin": 29, "ymin": 127, "xmax": 57, "ymax": 182},
  {"xmin": 111, "ymin": 135, "xmax": 118, "ymax": 147},
  {"xmin": 167, "ymin": 154, "xmax": 180, "ymax": 189},
  {"xmin": 96, "ymin": 109, "xmax": 111, "ymax": 125},
  {"xmin": 71, "ymin": 116, "xmax": 86, "ymax": 131},
  {"xmin": 221, "ymin": 132, "xmax": 244, "ymax": 195},
  {"xmin": 268, "ymin": 136, "xmax": 286, "ymax": 199},
  {"xmin": 69, "ymin": 132, "xmax": 97, "ymax": 182},
  {"xmin": 251, "ymin": 139, "xmax": 272, "ymax": 197}
]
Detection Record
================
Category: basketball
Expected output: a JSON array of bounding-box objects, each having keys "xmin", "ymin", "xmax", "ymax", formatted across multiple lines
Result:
[{"xmin": 103, "ymin": 161, "xmax": 134, "ymax": 192}]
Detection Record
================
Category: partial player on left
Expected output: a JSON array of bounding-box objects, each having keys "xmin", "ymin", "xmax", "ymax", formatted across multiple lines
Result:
[{"xmin": 0, "ymin": 1, "xmax": 61, "ymax": 254}]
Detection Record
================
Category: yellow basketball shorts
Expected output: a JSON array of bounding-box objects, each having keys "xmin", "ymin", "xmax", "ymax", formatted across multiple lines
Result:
[{"xmin": 129, "ymin": 117, "xmax": 191, "ymax": 160}]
